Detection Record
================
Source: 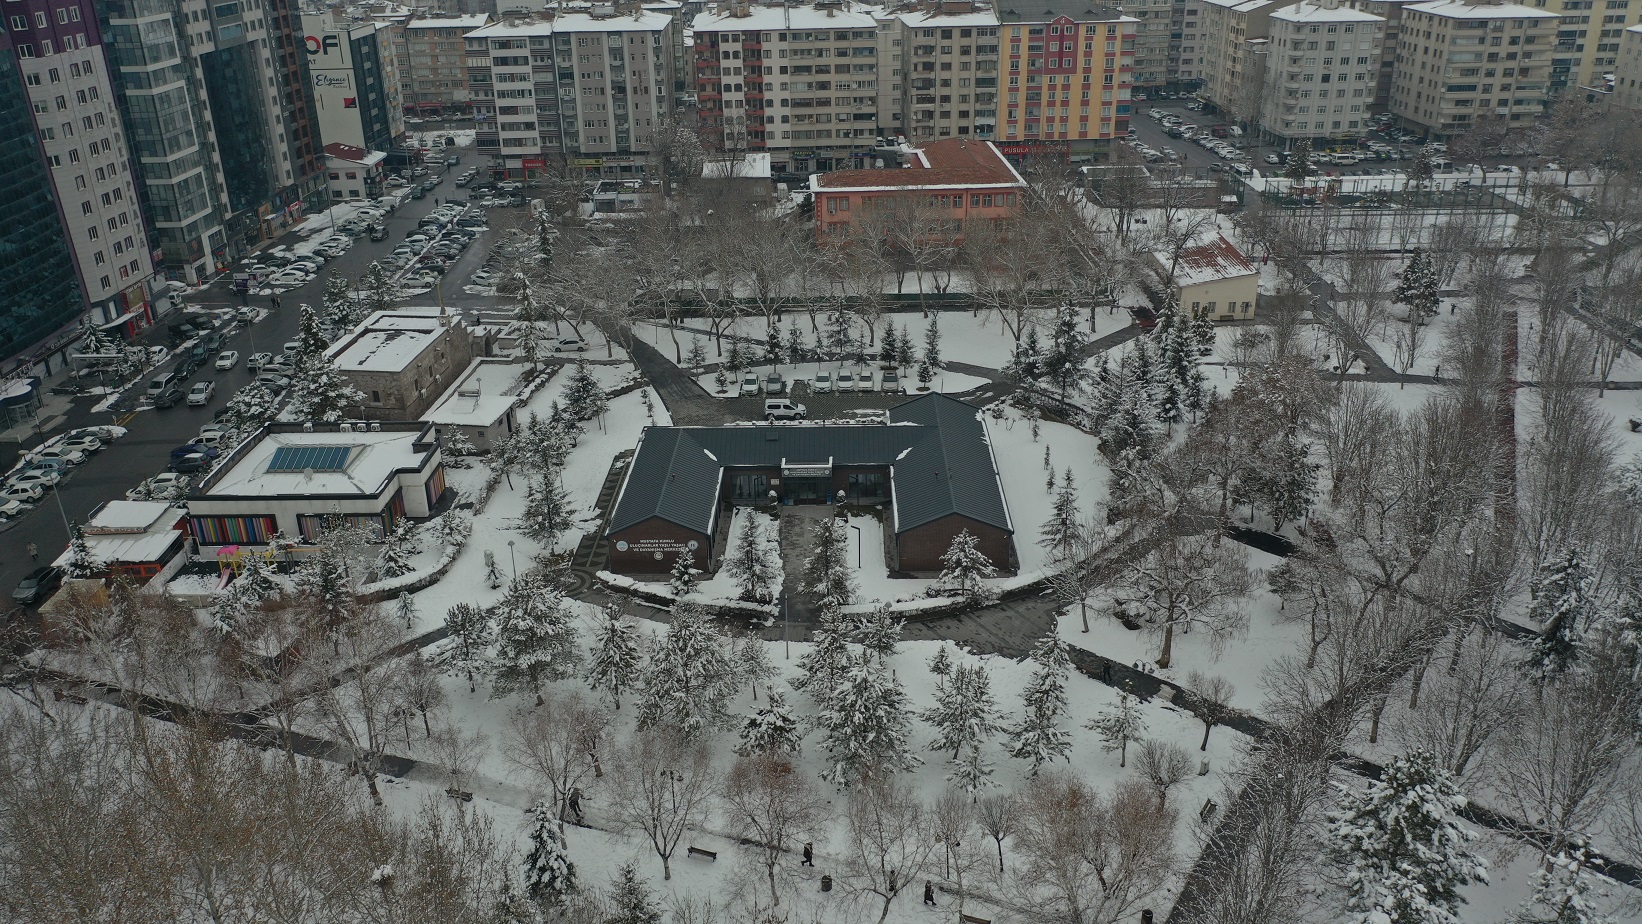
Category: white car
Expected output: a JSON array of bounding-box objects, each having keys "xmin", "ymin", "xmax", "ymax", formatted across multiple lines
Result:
[
  {"xmin": 60, "ymin": 435, "xmax": 103, "ymax": 454},
  {"xmin": 856, "ymin": 368, "xmax": 877, "ymax": 392},
  {"xmin": 0, "ymin": 498, "xmax": 23, "ymax": 519},
  {"xmin": 811, "ymin": 370, "xmax": 833, "ymax": 393},
  {"xmin": 186, "ymin": 381, "xmax": 216, "ymax": 406},
  {"xmin": 194, "ymin": 430, "xmax": 231, "ymax": 449},
  {"xmin": 31, "ymin": 447, "xmax": 85, "ymax": 466},
  {"xmin": 739, "ymin": 374, "xmax": 761, "ymax": 397},
  {"xmin": 247, "ymin": 352, "xmax": 273, "ymax": 373},
  {"xmin": 215, "ymin": 350, "xmax": 240, "ymax": 371},
  {"xmin": 9, "ymin": 470, "xmax": 59, "ymax": 491},
  {"xmin": 555, "ymin": 337, "xmax": 588, "ymax": 352},
  {"xmin": 1, "ymin": 483, "xmax": 42, "ymax": 504}
]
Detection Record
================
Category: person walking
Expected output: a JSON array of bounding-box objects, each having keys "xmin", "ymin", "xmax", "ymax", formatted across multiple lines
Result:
[
  {"xmin": 923, "ymin": 881, "xmax": 937, "ymax": 906},
  {"xmin": 567, "ymin": 787, "xmax": 584, "ymax": 823},
  {"xmin": 801, "ymin": 842, "xmax": 814, "ymax": 867},
  {"xmin": 27, "ymin": 542, "xmax": 38, "ymax": 561},
  {"xmin": 271, "ymin": 295, "xmax": 282, "ymax": 312}
]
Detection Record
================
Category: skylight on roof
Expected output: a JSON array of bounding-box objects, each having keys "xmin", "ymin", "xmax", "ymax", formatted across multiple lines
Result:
[{"xmin": 266, "ymin": 445, "xmax": 354, "ymax": 473}]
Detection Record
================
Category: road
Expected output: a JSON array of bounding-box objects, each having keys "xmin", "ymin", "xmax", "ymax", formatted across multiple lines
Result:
[{"xmin": 0, "ymin": 167, "xmax": 504, "ymax": 607}]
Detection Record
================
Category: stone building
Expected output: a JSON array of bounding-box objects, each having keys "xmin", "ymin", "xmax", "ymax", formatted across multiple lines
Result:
[{"xmin": 326, "ymin": 308, "xmax": 487, "ymax": 421}]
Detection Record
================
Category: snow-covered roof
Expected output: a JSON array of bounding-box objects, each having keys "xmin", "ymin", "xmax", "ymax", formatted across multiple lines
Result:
[
  {"xmin": 468, "ymin": 18, "xmax": 553, "ymax": 36},
  {"xmin": 324, "ymin": 143, "xmax": 388, "ymax": 168},
  {"xmin": 1403, "ymin": 0, "xmax": 1556, "ymax": 19},
  {"xmin": 1271, "ymin": 0, "xmax": 1384, "ymax": 23},
  {"xmin": 54, "ymin": 503, "xmax": 187, "ymax": 568},
  {"xmin": 555, "ymin": 9, "xmax": 676, "ymax": 31},
  {"xmin": 703, "ymin": 152, "xmax": 773, "ymax": 179},
  {"xmin": 1198, "ymin": 0, "xmax": 1277, "ymax": 13},
  {"xmin": 405, "ymin": 14, "xmax": 491, "ymax": 30},
  {"xmin": 896, "ymin": 8, "xmax": 1000, "ymax": 27},
  {"xmin": 85, "ymin": 500, "xmax": 177, "ymax": 533},
  {"xmin": 813, "ymin": 138, "xmax": 1026, "ymax": 192},
  {"xmin": 327, "ymin": 308, "xmax": 455, "ymax": 373},
  {"xmin": 694, "ymin": 4, "xmax": 880, "ymax": 31},
  {"xmin": 421, "ymin": 358, "xmax": 524, "ymax": 427},
  {"xmin": 1157, "ymin": 233, "xmax": 1258, "ymax": 288},
  {"xmin": 197, "ymin": 424, "xmax": 440, "ymax": 500},
  {"xmin": 996, "ymin": 2, "xmax": 1136, "ymax": 25}
]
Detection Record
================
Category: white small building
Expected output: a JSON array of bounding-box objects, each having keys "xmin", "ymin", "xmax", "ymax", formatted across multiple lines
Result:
[
  {"xmin": 186, "ymin": 422, "xmax": 446, "ymax": 549},
  {"xmin": 1151, "ymin": 233, "xmax": 1260, "ymax": 321},
  {"xmin": 420, "ymin": 357, "xmax": 526, "ymax": 453},
  {"xmin": 324, "ymin": 142, "xmax": 388, "ymax": 202},
  {"xmin": 52, "ymin": 500, "xmax": 192, "ymax": 587}
]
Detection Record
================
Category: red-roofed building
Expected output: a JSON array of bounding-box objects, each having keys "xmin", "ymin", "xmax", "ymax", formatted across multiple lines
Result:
[
  {"xmin": 1150, "ymin": 233, "xmax": 1259, "ymax": 321},
  {"xmin": 809, "ymin": 139, "xmax": 1027, "ymax": 241}
]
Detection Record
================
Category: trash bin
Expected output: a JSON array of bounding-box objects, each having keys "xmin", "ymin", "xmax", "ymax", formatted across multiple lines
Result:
[{"xmin": 820, "ymin": 875, "xmax": 833, "ymax": 893}]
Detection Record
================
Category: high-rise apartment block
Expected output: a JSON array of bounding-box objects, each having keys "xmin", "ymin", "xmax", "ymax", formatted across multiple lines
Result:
[
  {"xmin": 1389, "ymin": 0, "xmax": 1559, "ymax": 136},
  {"xmin": 1257, "ymin": 0, "xmax": 1384, "ymax": 139},
  {"xmin": 1198, "ymin": 0, "xmax": 1280, "ymax": 119},
  {"xmin": 1121, "ymin": 0, "xmax": 1179, "ymax": 87},
  {"xmin": 466, "ymin": 8, "xmax": 679, "ymax": 180},
  {"xmin": 1614, "ymin": 22, "xmax": 1642, "ymax": 107},
  {"xmin": 891, "ymin": 2, "xmax": 1002, "ymax": 140},
  {"xmin": 996, "ymin": 3, "xmax": 1137, "ymax": 161},
  {"xmin": 399, "ymin": 14, "xmax": 489, "ymax": 117},
  {"xmin": 302, "ymin": 12, "xmax": 405, "ymax": 153},
  {"xmin": 1524, "ymin": 0, "xmax": 1642, "ymax": 96},
  {"xmin": 692, "ymin": 3, "xmax": 886, "ymax": 174}
]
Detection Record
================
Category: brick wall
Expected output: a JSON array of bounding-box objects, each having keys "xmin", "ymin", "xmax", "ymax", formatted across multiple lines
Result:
[
  {"xmin": 606, "ymin": 516, "xmax": 714, "ymax": 576},
  {"xmin": 896, "ymin": 513, "xmax": 1012, "ymax": 573}
]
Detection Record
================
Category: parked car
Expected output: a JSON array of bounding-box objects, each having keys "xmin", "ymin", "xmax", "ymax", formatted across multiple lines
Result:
[
  {"xmin": 152, "ymin": 385, "xmax": 185, "ymax": 409},
  {"xmin": 763, "ymin": 372, "xmax": 785, "ymax": 395},
  {"xmin": 857, "ymin": 368, "xmax": 876, "ymax": 392},
  {"xmin": 739, "ymin": 373, "xmax": 761, "ymax": 398},
  {"xmin": 11, "ymin": 566, "xmax": 64, "ymax": 605},
  {"xmin": 146, "ymin": 373, "xmax": 178, "ymax": 398},
  {"xmin": 880, "ymin": 369, "xmax": 903, "ymax": 393},
  {"xmin": 169, "ymin": 453, "xmax": 212, "ymax": 474},
  {"xmin": 194, "ymin": 430, "xmax": 231, "ymax": 449},
  {"xmin": 215, "ymin": 350, "xmax": 240, "ymax": 371},
  {"xmin": 60, "ymin": 435, "xmax": 103, "ymax": 454},
  {"xmin": 836, "ymin": 369, "xmax": 856, "ymax": 391},
  {"xmin": 255, "ymin": 374, "xmax": 292, "ymax": 392},
  {"xmin": 282, "ymin": 341, "xmax": 300, "ymax": 355},
  {"xmin": 554, "ymin": 336, "xmax": 588, "ymax": 352},
  {"xmin": 30, "ymin": 446, "xmax": 85, "ymax": 467},
  {"xmin": 186, "ymin": 381, "xmax": 215, "ymax": 406},
  {"xmin": 169, "ymin": 442, "xmax": 220, "ymax": 461},
  {"xmin": 764, "ymin": 398, "xmax": 807, "ymax": 421},
  {"xmin": 0, "ymin": 498, "xmax": 23, "ymax": 519},
  {"xmin": 8, "ymin": 469, "xmax": 60, "ymax": 492},
  {"xmin": 247, "ymin": 352, "xmax": 273, "ymax": 373},
  {"xmin": 812, "ymin": 370, "xmax": 833, "ymax": 393},
  {"xmin": 1, "ymin": 482, "xmax": 43, "ymax": 504}
]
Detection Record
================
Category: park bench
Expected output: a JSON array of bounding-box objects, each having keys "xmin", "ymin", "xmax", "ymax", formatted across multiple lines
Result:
[{"xmin": 686, "ymin": 846, "xmax": 718, "ymax": 861}]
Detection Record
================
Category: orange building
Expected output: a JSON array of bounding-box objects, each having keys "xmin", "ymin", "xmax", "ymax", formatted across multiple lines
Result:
[
  {"xmin": 809, "ymin": 138, "xmax": 1026, "ymax": 241},
  {"xmin": 998, "ymin": 4, "xmax": 1139, "ymax": 163}
]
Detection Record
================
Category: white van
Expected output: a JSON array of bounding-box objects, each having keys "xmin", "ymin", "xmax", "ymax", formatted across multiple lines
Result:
[
  {"xmin": 764, "ymin": 399, "xmax": 807, "ymax": 421},
  {"xmin": 146, "ymin": 373, "xmax": 176, "ymax": 398}
]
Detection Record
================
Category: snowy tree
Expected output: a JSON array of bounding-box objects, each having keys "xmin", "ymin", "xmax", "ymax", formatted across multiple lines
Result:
[
  {"xmin": 1042, "ymin": 304, "xmax": 1092, "ymax": 402},
  {"xmin": 216, "ymin": 384, "xmax": 281, "ymax": 437},
  {"xmin": 792, "ymin": 603, "xmax": 851, "ymax": 708},
  {"xmin": 483, "ymin": 550, "xmax": 505, "ymax": 589},
  {"xmin": 667, "ymin": 549, "xmax": 699, "ymax": 599},
  {"xmin": 1085, "ymin": 690, "xmax": 1148, "ymax": 767},
  {"xmin": 214, "ymin": 555, "xmax": 280, "ymax": 635},
  {"xmin": 1513, "ymin": 841, "xmax": 1613, "ymax": 924},
  {"xmin": 321, "ymin": 272, "xmax": 361, "ymax": 331},
  {"xmin": 375, "ymin": 523, "xmax": 417, "ymax": 580},
  {"xmin": 721, "ymin": 513, "xmax": 779, "ymax": 603},
  {"xmin": 923, "ymin": 662, "xmax": 1002, "ymax": 794},
  {"xmin": 879, "ymin": 324, "xmax": 900, "ymax": 365},
  {"xmin": 850, "ymin": 603, "xmax": 902, "ymax": 664},
  {"xmin": 785, "ymin": 320, "xmax": 807, "ymax": 364},
  {"xmin": 1154, "ymin": 305, "xmax": 1209, "ymax": 420},
  {"xmin": 393, "ymin": 591, "xmax": 417, "ymax": 630},
  {"xmin": 923, "ymin": 313, "xmax": 943, "ymax": 370},
  {"xmin": 725, "ymin": 337, "xmax": 747, "ymax": 375},
  {"xmin": 1327, "ymin": 748, "xmax": 1488, "ymax": 924},
  {"xmin": 605, "ymin": 864, "xmax": 662, "ymax": 924},
  {"xmin": 934, "ymin": 529, "xmax": 997, "ymax": 603},
  {"xmin": 440, "ymin": 428, "xmax": 477, "ymax": 465},
  {"xmin": 1005, "ymin": 327, "xmax": 1044, "ymax": 384},
  {"xmin": 817, "ymin": 649, "xmax": 921, "ymax": 787},
  {"xmin": 1009, "ymin": 632, "xmax": 1073, "ymax": 773},
  {"xmin": 64, "ymin": 523, "xmax": 98, "ymax": 579},
  {"xmin": 736, "ymin": 686, "xmax": 805, "ymax": 757},
  {"xmin": 585, "ymin": 602, "xmax": 643, "ymax": 709},
  {"xmin": 917, "ymin": 356, "xmax": 934, "ymax": 389},
  {"xmin": 357, "ymin": 261, "xmax": 397, "ymax": 318},
  {"xmin": 523, "ymin": 800, "xmax": 577, "ymax": 908},
  {"xmin": 1135, "ymin": 740, "xmax": 1194, "ymax": 809},
  {"xmin": 1093, "ymin": 341, "xmax": 1167, "ymax": 459},
  {"xmin": 802, "ymin": 516, "xmax": 855, "ymax": 606},
  {"xmin": 636, "ymin": 604, "xmax": 737, "ymax": 734},
  {"xmin": 1241, "ymin": 430, "xmax": 1319, "ymax": 529},
  {"xmin": 489, "ymin": 573, "xmax": 580, "ymax": 704},
  {"xmin": 561, "ymin": 358, "xmax": 606, "ymax": 422},
  {"xmin": 733, "ymin": 635, "xmax": 777, "ymax": 699},
  {"xmin": 686, "ymin": 336, "xmax": 707, "ymax": 369},
  {"xmin": 1394, "ymin": 249, "xmax": 1442, "ymax": 321},
  {"xmin": 1039, "ymin": 474, "xmax": 1082, "ymax": 564},
  {"xmin": 1523, "ymin": 548, "xmax": 1597, "ymax": 683},
  {"xmin": 1123, "ymin": 532, "xmax": 1253, "ymax": 669},
  {"xmin": 1284, "ymin": 139, "xmax": 1314, "ymax": 183},
  {"xmin": 521, "ymin": 472, "xmax": 573, "ymax": 551},
  {"xmin": 288, "ymin": 358, "xmax": 366, "ymax": 424}
]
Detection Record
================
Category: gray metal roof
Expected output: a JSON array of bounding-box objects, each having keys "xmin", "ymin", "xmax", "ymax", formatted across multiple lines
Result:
[{"xmin": 605, "ymin": 394, "xmax": 1012, "ymax": 537}]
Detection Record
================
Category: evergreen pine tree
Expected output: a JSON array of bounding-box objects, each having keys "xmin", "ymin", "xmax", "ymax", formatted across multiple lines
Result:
[
  {"xmin": 562, "ymin": 358, "xmax": 606, "ymax": 422},
  {"xmin": 523, "ymin": 800, "xmax": 578, "ymax": 907},
  {"xmin": 765, "ymin": 327, "xmax": 784, "ymax": 368},
  {"xmin": 522, "ymin": 472, "xmax": 574, "ymax": 550},
  {"xmin": 917, "ymin": 356, "xmax": 934, "ymax": 388},
  {"xmin": 713, "ymin": 366, "xmax": 730, "ymax": 393},
  {"xmin": 735, "ymin": 686, "xmax": 805, "ymax": 757},
  {"xmin": 802, "ymin": 516, "xmax": 856, "ymax": 606},
  {"xmin": 686, "ymin": 336, "xmax": 707, "ymax": 369},
  {"xmin": 722, "ymin": 513, "xmax": 779, "ymax": 603},
  {"xmin": 928, "ymin": 644, "xmax": 955, "ymax": 694},
  {"xmin": 64, "ymin": 523, "xmax": 99, "ymax": 579},
  {"xmin": 489, "ymin": 572, "xmax": 580, "ymax": 704},
  {"xmin": 850, "ymin": 603, "xmax": 903, "ymax": 664},
  {"xmin": 1043, "ymin": 304, "xmax": 1091, "ymax": 401},
  {"xmin": 1394, "ymin": 249, "xmax": 1442, "ymax": 321},
  {"xmin": 1326, "ymin": 749, "xmax": 1488, "ymax": 924},
  {"xmin": 1284, "ymin": 139, "xmax": 1314, "ymax": 184},
  {"xmin": 817, "ymin": 649, "xmax": 921, "ymax": 787},
  {"xmin": 1039, "ymin": 474, "xmax": 1082, "ymax": 564},
  {"xmin": 586, "ymin": 602, "xmax": 644, "ymax": 709},
  {"xmin": 513, "ymin": 277, "xmax": 545, "ymax": 371},
  {"xmin": 1085, "ymin": 690, "xmax": 1148, "ymax": 767},
  {"xmin": 786, "ymin": 320, "xmax": 807, "ymax": 364},
  {"xmin": 636, "ymin": 603, "xmax": 738, "ymax": 734},
  {"xmin": 667, "ymin": 549, "xmax": 699, "ymax": 599},
  {"xmin": 825, "ymin": 309, "xmax": 855, "ymax": 357},
  {"xmin": 734, "ymin": 635, "xmax": 777, "ymax": 697},
  {"xmin": 1006, "ymin": 327, "xmax": 1045, "ymax": 383},
  {"xmin": 445, "ymin": 602, "xmax": 493, "ymax": 692},
  {"xmin": 358, "ymin": 261, "xmax": 397, "ymax": 318},
  {"xmin": 394, "ymin": 591, "xmax": 418, "ymax": 630},
  {"xmin": 1524, "ymin": 549, "xmax": 1597, "ymax": 682},
  {"xmin": 321, "ymin": 272, "xmax": 360, "ymax": 331},
  {"xmin": 605, "ymin": 864, "xmax": 663, "ymax": 924},
  {"xmin": 214, "ymin": 555, "xmax": 280, "ymax": 635},
  {"xmin": 923, "ymin": 314, "xmax": 943, "ymax": 369},
  {"xmin": 1243, "ymin": 431, "xmax": 1319, "ymax": 529},
  {"xmin": 1514, "ymin": 841, "xmax": 1611, "ymax": 924},
  {"xmin": 1008, "ymin": 632, "xmax": 1073, "ymax": 773},
  {"xmin": 935, "ymin": 529, "xmax": 998, "ymax": 603},
  {"xmin": 376, "ymin": 522, "xmax": 418, "ymax": 579},
  {"xmin": 218, "ymin": 384, "xmax": 281, "ymax": 437},
  {"xmin": 923, "ymin": 662, "xmax": 1002, "ymax": 792},
  {"xmin": 792, "ymin": 602, "xmax": 851, "ymax": 708},
  {"xmin": 725, "ymin": 337, "xmax": 747, "ymax": 375},
  {"xmin": 879, "ymin": 324, "xmax": 899, "ymax": 365}
]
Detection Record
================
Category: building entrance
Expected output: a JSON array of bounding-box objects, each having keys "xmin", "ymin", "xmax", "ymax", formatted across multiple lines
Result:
[{"xmin": 784, "ymin": 476, "xmax": 830, "ymax": 503}]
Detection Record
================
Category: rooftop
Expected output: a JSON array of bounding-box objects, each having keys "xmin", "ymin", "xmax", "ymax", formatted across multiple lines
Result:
[
  {"xmin": 997, "ymin": 2, "xmax": 1134, "ymax": 24},
  {"xmin": 421, "ymin": 358, "xmax": 525, "ymax": 426},
  {"xmin": 703, "ymin": 152, "xmax": 773, "ymax": 179},
  {"xmin": 694, "ymin": 4, "xmax": 880, "ymax": 31},
  {"xmin": 406, "ymin": 14, "xmax": 491, "ymax": 29},
  {"xmin": 1271, "ymin": 0, "xmax": 1384, "ymax": 22},
  {"xmin": 85, "ymin": 500, "xmax": 178, "ymax": 534},
  {"xmin": 895, "ymin": 7, "xmax": 1002, "ymax": 27},
  {"xmin": 608, "ymin": 393, "xmax": 1011, "ymax": 538},
  {"xmin": 324, "ymin": 142, "xmax": 388, "ymax": 167},
  {"xmin": 1159, "ymin": 233, "xmax": 1259, "ymax": 288},
  {"xmin": 813, "ymin": 139, "xmax": 1026, "ymax": 191},
  {"xmin": 195, "ymin": 423, "xmax": 440, "ymax": 500},
  {"xmin": 1403, "ymin": 0, "xmax": 1557, "ymax": 19},
  {"xmin": 54, "ymin": 502, "xmax": 187, "ymax": 568},
  {"xmin": 327, "ymin": 308, "xmax": 452, "ymax": 373}
]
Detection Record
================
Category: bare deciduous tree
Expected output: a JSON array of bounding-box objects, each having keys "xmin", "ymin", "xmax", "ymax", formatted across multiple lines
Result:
[
  {"xmin": 1013, "ymin": 772, "xmax": 1175, "ymax": 924},
  {"xmin": 840, "ymin": 776, "xmax": 939, "ymax": 924},
  {"xmin": 502, "ymin": 688, "xmax": 611, "ymax": 831},
  {"xmin": 1135, "ymin": 740, "xmax": 1195, "ymax": 809},
  {"xmin": 607, "ymin": 727, "xmax": 715, "ymax": 881},
  {"xmin": 720, "ymin": 753, "xmax": 828, "ymax": 910}
]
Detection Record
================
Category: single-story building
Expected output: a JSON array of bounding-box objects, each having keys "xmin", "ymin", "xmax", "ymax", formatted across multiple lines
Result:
[
  {"xmin": 52, "ymin": 500, "xmax": 191, "ymax": 586},
  {"xmin": 324, "ymin": 142, "xmax": 387, "ymax": 202},
  {"xmin": 420, "ymin": 357, "xmax": 524, "ymax": 453},
  {"xmin": 326, "ymin": 307, "xmax": 486, "ymax": 421},
  {"xmin": 186, "ymin": 421, "xmax": 446, "ymax": 549},
  {"xmin": 1150, "ymin": 233, "xmax": 1259, "ymax": 321},
  {"xmin": 605, "ymin": 393, "xmax": 1014, "ymax": 575}
]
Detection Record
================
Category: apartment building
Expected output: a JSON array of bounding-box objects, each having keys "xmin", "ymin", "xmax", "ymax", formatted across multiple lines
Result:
[
  {"xmin": 101, "ymin": 0, "xmax": 324, "ymax": 283},
  {"xmin": 1197, "ymin": 0, "xmax": 1281, "ymax": 120},
  {"xmin": 1389, "ymin": 0, "xmax": 1559, "ymax": 137},
  {"xmin": 1524, "ymin": 0, "xmax": 1642, "ymax": 96},
  {"xmin": 301, "ymin": 12, "xmax": 405, "ymax": 153},
  {"xmin": 467, "ymin": 8, "xmax": 679, "ymax": 180},
  {"xmin": 399, "ymin": 14, "xmax": 489, "ymax": 116},
  {"xmin": 692, "ymin": 2, "xmax": 883, "ymax": 174},
  {"xmin": 996, "ymin": 2, "xmax": 1138, "ymax": 162},
  {"xmin": 1258, "ymin": 0, "xmax": 1385, "ymax": 140},
  {"xmin": 1121, "ymin": 0, "xmax": 1177, "ymax": 87},
  {"xmin": 891, "ymin": 0, "xmax": 1002, "ymax": 141},
  {"xmin": 3, "ymin": 0, "xmax": 159, "ymax": 371},
  {"xmin": 1615, "ymin": 21, "xmax": 1642, "ymax": 107},
  {"xmin": 1346, "ymin": 0, "xmax": 1422, "ymax": 107}
]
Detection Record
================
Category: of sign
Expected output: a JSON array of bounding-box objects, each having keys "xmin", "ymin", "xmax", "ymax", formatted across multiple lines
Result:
[
  {"xmin": 782, "ymin": 465, "xmax": 832, "ymax": 478},
  {"xmin": 304, "ymin": 34, "xmax": 341, "ymax": 56}
]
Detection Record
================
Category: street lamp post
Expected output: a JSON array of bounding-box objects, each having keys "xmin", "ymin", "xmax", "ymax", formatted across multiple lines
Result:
[
  {"xmin": 507, "ymin": 539, "xmax": 518, "ymax": 578},
  {"xmin": 849, "ymin": 524, "xmax": 862, "ymax": 569}
]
